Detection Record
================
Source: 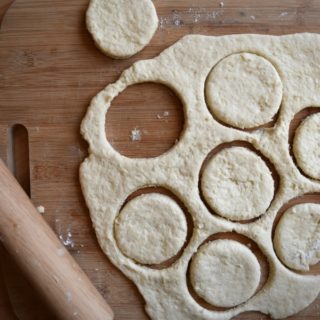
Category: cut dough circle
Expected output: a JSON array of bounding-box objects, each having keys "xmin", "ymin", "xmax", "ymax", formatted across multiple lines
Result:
[
  {"xmin": 205, "ymin": 53, "xmax": 283, "ymax": 129},
  {"xmin": 293, "ymin": 113, "xmax": 320, "ymax": 180},
  {"xmin": 190, "ymin": 239, "xmax": 261, "ymax": 308},
  {"xmin": 114, "ymin": 193, "xmax": 187, "ymax": 265},
  {"xmin": 274, "ymin": 203, "xmax": 320, "ymax": 271},
  {"xmin": 201, "ymin": 147, "xmax": 274, "ymax": 221},
  {"xmin": 86, "ymin": 0, "xmax": 158, "ymax": 59}
]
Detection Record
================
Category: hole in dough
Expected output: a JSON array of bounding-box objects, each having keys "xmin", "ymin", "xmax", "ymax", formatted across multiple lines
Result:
[
  {"xmin": 189, "ymin": 239, "xmax": 261, "ymax": 308},
  {"xmin": 274, "ymin": 202, "xmax": 320, "ymax": 272},
  {"xmin": 200, "ymin": 145, "xmax": 275, "ymax": 221},
  {"xmin": 86, "ymin": 0, "xmax": 158, "ymax": 59},
  {"xmin": 114, "ymin": 193, "xmax": 188, "ymax": 265},
  {"xmin": 205, "ymin": 53, "xmax": 282, "ymax": 130},
  {"xmin": 292, "ymin": 111, "xmax": 320, "ymax": 180},
  {"xmin": 106, "ymin": 82, "xmax": 184, "ymax": 158}
]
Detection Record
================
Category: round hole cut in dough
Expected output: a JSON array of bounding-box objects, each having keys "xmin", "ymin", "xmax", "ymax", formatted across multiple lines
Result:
[
  {"xmin": 190, "ymin": 239, "xmax": 261, "ymax": 308},
  {"xmin": 114, "ymin": 193, "xmax": 187, "ymax": 265},
  {"xmin": 293, "ymin": 113, "xmax": 320, "ymax": 180},
  {"xmin": 205, "ymin": 53, "xmax": 283, "ymax": 129},
  {"xmin": 201, "ymin": 147, "xmax": 274, "ymax": 221},
  {"xmin": 274, "ymin": 203, "xmax": 320, "ymax": 272},
  {"xmin": 86, "ymin": 0, "xmax": 158, "ymax": 59}
]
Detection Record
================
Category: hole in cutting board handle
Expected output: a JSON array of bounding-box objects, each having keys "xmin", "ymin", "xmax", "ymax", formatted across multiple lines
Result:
[{"xmin": 8, "ymin": 124, "xmax": 31, "ymax": 197}]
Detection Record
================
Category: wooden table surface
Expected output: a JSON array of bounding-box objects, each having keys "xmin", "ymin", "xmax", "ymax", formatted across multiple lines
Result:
[{"xmin": 0, "ymin": 0, "xmax": 319, "ymax": 319}]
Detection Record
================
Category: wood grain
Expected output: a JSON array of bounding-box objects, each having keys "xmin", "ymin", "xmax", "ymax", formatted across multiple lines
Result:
[
  {"xmin": 0, "ymin": 158, "xmax": 113, "ymax": 320},
  {"xmin": 0, "ymin": 0, "xmax": 319, "ymax": 319}
]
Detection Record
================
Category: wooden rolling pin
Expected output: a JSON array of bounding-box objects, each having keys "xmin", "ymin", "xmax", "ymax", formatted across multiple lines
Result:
[{"xmin": 0, "ymin": 159, "xmax": 113, "ymax": 320}]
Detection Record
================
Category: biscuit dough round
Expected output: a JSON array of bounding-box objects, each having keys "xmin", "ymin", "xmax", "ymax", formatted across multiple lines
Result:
[
  {"xmin": 86, "ymin": 0, "xmax": 158, "ymax": 59},
  {"xmin": 114, "ymin": 193, "xmax": 187, "ymax": 265},
  {"xmin": 190, "ymin": 240, "xmax": 261, "ymax": 308},
  {"xmin": 201, "ymin": 147, "xmax": 274, "ymax": 221},
  {"xmin": 293, "ymin": 113, "xmax": 320, "ymax": 180},
  {"xmin": 206, "ymin": 53, "xmax": 283, "ymax": 129},
  {"xmin": 274, "ymin": 203, "xmax": 320, "ymax": 271}
]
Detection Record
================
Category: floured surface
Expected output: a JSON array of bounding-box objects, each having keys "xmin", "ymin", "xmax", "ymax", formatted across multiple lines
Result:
[{"xmin": 80, "ymin": 33, "xmax": 320, "ymax": 320}]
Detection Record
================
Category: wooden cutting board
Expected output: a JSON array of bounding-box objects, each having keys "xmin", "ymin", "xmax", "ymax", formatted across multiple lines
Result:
[{"xmin": 0, "ymin": 0, "xmax": 319, "ymax": 319}]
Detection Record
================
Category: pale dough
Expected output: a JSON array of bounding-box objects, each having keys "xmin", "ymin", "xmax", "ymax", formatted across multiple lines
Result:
[
  {"xmin": 274, "ymin": 203, "xmax": 320, "ymax": 271},
  {"xmin": 293, "ymin": 113, "xmax": 320, "ymax": 180},
  {"xmin": 114, "ymin": 193, "xmax": 187, "ymax": 265},
  {"xmin": 190, "ymin": 240, "xmax": 260, "ymax": 308},
  {"xmin": 205, "ymin": 53, "xmax": 283, "ymax": 129},
  {"xmin": 86, "ymin": 0, "xmax": 158, "ymax": 59},
  {"xmin": 80, "ymin": 33, "xmax": 320, "ymax": 320},
  {"xmin": 201, "ymin": 147, "xmax": 274, "ymax": 221}
]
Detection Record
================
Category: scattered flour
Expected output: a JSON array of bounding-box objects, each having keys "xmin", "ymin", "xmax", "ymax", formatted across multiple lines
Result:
[
  {"xmin": 36, "ymin": 205, "xmax": 45, "ymax": 214},
  {"xmin": 159, "ymin": 17, "xmax": 169, "ymax": 28},
  {"xmin": 57, "ymin": 248, "xmax": 65, "ymax": 257},
  {"xmin": 172, "ymin": 11, "xmax": 183, "ymax": 26},
  {"xmin": 52, "ymin": 275, "xmax": 60, "ymax": 284},
  {"xmin": 157, "ymin": 111, "xmax": 170, "ymax": 119},
  {"xmin": 159, "ymin": 7, "xmax": 224, "ymax": 29},
  {"xmin": 280, "ymin": 11, "xmax": 289, "ymax": 17},
  {"xmin": 59, "ymin": 230, "xmax": 75, "ymax": 248},
  {"xmin": 65, "ymin": 291, "xmax": 72, "ymax": 303},
  {"xmin": 130, "ymin": 128, "xmax": 142, "ymax": 141}
]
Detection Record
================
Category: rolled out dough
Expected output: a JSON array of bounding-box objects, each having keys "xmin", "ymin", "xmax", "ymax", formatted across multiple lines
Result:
[
  {"xmin": 201, "ymin": 147, "xmax": 274, "ymax": 221},
  {"xmin": 86, "ymin": 0, "xmax": 158, "ymax": 59},
  {"xmin": 190, "ymin": 240, "xmax": 260, "ymax": 308},
  {"xmin": 80, "ymin": 33, "xmax": 320, "ymax": 320}
]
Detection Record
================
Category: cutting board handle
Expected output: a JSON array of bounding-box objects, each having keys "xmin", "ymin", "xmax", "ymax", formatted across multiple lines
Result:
[{"xmin": 0, "ymin": 159, "xmax": 113, "ymax": 320}]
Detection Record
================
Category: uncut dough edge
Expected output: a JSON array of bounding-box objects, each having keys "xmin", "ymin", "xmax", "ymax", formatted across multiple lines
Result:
[{"xmin": 80, "ymin": 33, "xmax": 320, "ymax": 320}]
